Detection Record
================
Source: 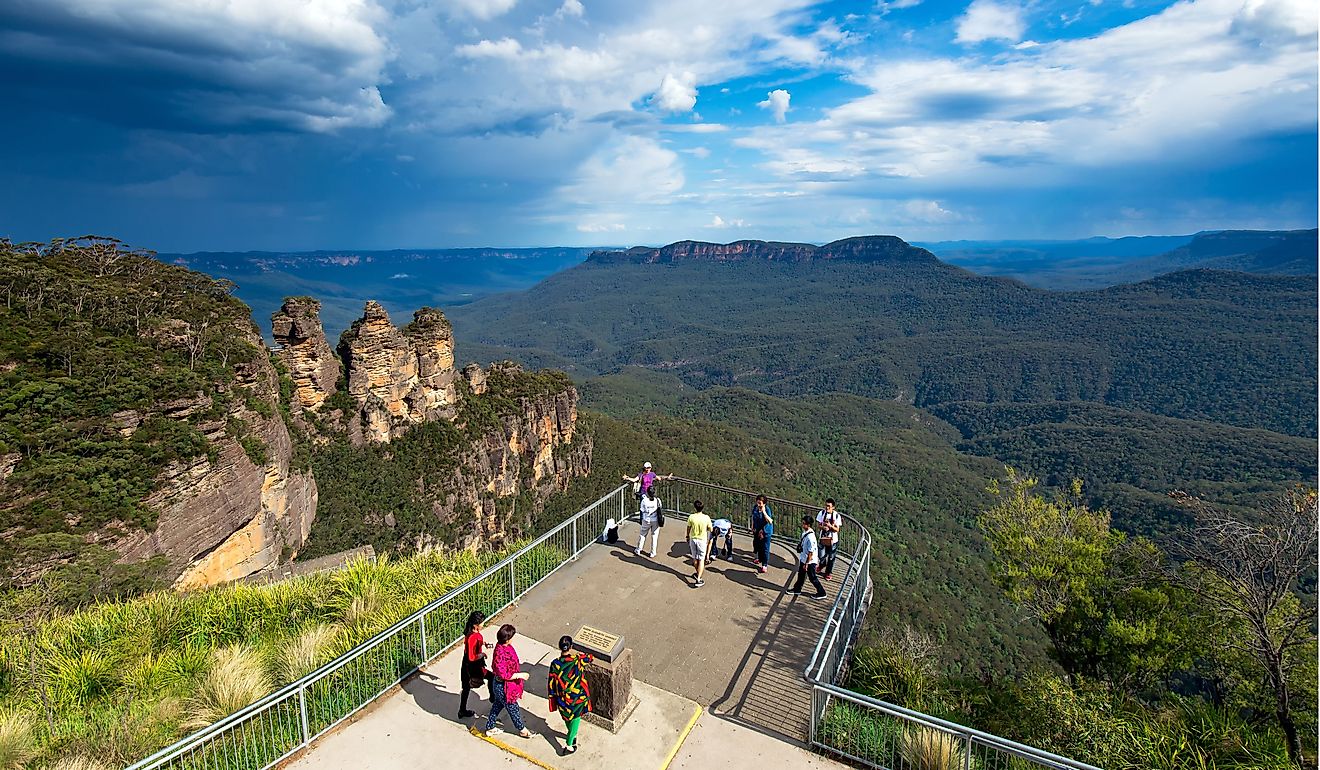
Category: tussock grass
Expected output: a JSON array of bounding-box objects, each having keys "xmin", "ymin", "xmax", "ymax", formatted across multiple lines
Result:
[
  {"xmin": 0, "ymin": 711, "xmax": 37, "ymax": 770},
  {"xmin": 45, "ymin": 755, "xmax": 114, "ymax": 770},
  {"xmin": 0, "ymin": 543, "xmax": 539, "ymax": 768},
  {"xmin": 899, "ymin": 725, "xmax": 964, "ymax": 770},
  {"xmin": 184, "ymin": 645, "xmax": 271, "ymax": 730}
]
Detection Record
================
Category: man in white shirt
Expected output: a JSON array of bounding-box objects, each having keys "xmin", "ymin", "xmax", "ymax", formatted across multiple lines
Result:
[
  {"xmin": 787, "ymin": 515, "xmax": 826, "ymax": 599},
  {"xmin": 815, "ymin": 498, "xmax": 843, "ymax": 579},
  {"xmin": 635, "ymin": 487, "xmax": 663, "ymax": 557}
]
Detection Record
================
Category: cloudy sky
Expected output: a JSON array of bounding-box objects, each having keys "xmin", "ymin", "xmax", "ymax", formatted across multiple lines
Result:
[{"xmin": 0, "ymin": 0, "xmax": 1315, "ymax": 250}]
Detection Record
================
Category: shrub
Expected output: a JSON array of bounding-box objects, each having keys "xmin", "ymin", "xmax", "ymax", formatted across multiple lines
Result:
[
  {"xmin": 899, "ymin": 725, "xmax": 964, "ymax": 770},
  {"xmin": 269, "ymin": 625, "xmax": 338, "ymax": 685}
]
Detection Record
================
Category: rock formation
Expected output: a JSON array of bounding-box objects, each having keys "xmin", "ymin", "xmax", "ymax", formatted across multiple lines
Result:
[
  {"xmin": 271, "ymin": 297, "xmax": 340, "ymax": 411},
  {"xmin": 588, "ymin": 235, "xmax": 938, "ymax": 265},
  {"xmin": 337, "ymin": 301, "xmax": 457, "ymax": 442},
  {"xmin": 115, "ymin": 326, "xmax": 317, "ymax": 589}
]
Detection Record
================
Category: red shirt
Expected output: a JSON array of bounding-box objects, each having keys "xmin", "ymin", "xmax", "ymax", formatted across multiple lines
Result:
[{"xmin": 466, "ymin": 631, "xmax": 485, "ymax": 666}]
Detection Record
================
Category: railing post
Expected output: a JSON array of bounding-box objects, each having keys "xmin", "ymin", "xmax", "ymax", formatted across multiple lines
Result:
[
  {"xmin": 963, "ymin": 732, "xmax": 973, "ymax": 770},
  {"xmin": 572, "ymin": 518, "xmax": 578, "ymax": 558},
  {"xmin": 419, "ymin": 614, "xmax": 428, "ymax": 662},
  {"xmin": 298, "ymin": 684, "xmax": 310, "ymax": 747},
  {"xmin": 509, "ymin": 559, "xmax": 517, "ymax": 602}
]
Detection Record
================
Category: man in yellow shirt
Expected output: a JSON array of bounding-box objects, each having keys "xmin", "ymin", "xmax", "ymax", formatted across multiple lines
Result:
[{"xmin": 686, "ymin": 500, "xmax": 713, "ymax": 588}]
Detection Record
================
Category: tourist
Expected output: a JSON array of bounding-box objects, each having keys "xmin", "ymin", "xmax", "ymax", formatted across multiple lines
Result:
[
  {"xmin": 751, "ymin": 495, "xmax": 774, "ymax": 574},
  {"xmin": 483, "ymin": 624, "xmax": 534, "ymax": 738},
  {"xmin": 787, "ymin": 515, "xmax": 827, "ymax": 599},
  {"xmin": 458, "ymin": 610, "xmax": 492, "ymax": 719},
  {"xmin": 707, "ymin": 516, "xmax": 733, "ymax": 562},
  {"xmin": 622, "ymin": 461, "xmax": 673, "ymax": 499},
  {"xmin": 635, "ymin": 486, "xmax": 663, "ymax": 557},
  {"xmin": 686, "ymin": 500, "xmax": 713, "ymax": 587},
  {"xmin": 547, "ymin": 635, "xmax": 594, "ymax": 755},
  {"xmin": 816, "ymin": 498, "xmax": 843, "ymax": 579}
]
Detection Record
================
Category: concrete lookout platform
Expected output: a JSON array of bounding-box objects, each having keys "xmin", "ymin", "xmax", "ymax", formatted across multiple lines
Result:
[{"xmin": 284, "ymin": 529, "xmax": 851, "ymax": 770}]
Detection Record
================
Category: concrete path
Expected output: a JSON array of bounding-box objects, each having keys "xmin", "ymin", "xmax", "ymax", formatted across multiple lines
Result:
[
  {"xmin": 285, "ymin": 527, "xmax": 851, "ymax": 770},
  {"xmin": 501, "ymin": 528, "xmax": 841, "ymax": 743}
]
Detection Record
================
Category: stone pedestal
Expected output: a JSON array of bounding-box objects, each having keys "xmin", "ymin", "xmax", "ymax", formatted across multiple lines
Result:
[{"xmin": 581, "ymin": 647, "xmax": 638, "ymax": 733}]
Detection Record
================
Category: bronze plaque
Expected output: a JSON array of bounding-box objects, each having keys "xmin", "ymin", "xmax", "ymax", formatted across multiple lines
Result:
[{"xmin": 573, "ymin": 625, "xmax": 625, "ymax": 662}]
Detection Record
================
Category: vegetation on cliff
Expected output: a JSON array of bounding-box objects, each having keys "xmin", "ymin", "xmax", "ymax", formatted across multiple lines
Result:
[{"xmin": 0, "ymin": 238, "xmax": 270, "ymax": 604}]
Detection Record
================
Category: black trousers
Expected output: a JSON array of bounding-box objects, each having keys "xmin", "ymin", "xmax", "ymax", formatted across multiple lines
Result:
[
  {"xmin": 793, "ymin": 562, "xmax": 825, "ymax": 595},
  {"xmin": 459, "ymin": 659, "xmax": 488, "ymax": 713}
]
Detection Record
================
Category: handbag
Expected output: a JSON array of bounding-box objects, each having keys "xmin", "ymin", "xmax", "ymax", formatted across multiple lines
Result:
[{"xmin": 657, "ymin": 507, "xmax": 666, "ymax": 527}]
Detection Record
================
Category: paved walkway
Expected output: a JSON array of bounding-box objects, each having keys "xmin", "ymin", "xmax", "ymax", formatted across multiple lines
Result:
[
  {"xmin": 497, "ymin": 527, "xmax": 840, "ymax": 743},
  {"xmin": 285, "ymin": 527, "xmax": 849, "ymax": 770}
]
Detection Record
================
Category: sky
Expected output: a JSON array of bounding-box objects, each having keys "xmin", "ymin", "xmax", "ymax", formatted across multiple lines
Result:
[{"xmin": 0, "ymin": 0, "xmax": 1315, "ymax": 251}]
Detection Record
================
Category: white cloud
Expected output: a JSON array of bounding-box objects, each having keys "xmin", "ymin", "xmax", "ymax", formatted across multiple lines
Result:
[
  {"xmin": 456, "ymin": 37, "xmax": 524, "ymax": 58},
  {"xmin": 576, "ymin": 221, "xmax": 626, "ymax": 232},
  {"xmin": 447, "ymin": 0, "xmax": 520, "ymax": 20},
  {"xmin": 686, "ymin": 146, "xmax": 711, "ymax": 158},
  {"xmin": 757, "ymin": 89, "xmax": 791, "ymax": 122},
  {"xmin": 555, "ymin": 0, "xmax": 585, "ymax": 18},
  {"xmin": 707, "ymin": 214, "xmax": 749, "ymax": 228},
  {"xmin": 654, "ymin": 72, "xmax": 698, "ymax": 112},
  {"xmin": 559, "ymin": 136, "xmax": 684, "ymax": 205},
  {"xmin": 956, "ymin": 0, "xmax": 1025, "ymax": 44}
]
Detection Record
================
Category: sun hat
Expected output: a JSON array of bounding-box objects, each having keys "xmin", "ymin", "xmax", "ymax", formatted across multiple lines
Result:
[{"xmin": 643, "ymin": 461, "xmax": 652, "ymax": 468}]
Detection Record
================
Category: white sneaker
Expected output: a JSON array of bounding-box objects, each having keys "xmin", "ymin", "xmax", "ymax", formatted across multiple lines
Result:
[
  {"xmin": 634, "ymin": 548, "xmax": 642, "ymax": 556},
  {"xmin": 485, "ymin": 727, "xmax": 504, "ymax": 736},
  {"xmin": 648, "ymin": 550, "xmax": 656, "ymax": 557}
]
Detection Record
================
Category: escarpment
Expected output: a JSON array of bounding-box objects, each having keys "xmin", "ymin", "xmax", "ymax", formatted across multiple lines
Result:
[
  {"xmin": 115, "ymin": 325, "xmax": 318, "ymax": 590},
  {"xmin": 275, "ymin": 301, "xmax": 591, "ymax": 558}
]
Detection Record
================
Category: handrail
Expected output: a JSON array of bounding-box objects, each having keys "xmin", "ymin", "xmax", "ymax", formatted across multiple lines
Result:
[
  {"xmin": 662, "ymin": 477, "xmax": 1101, "ymax": 770},
  {"xmin": 126, "ymin": 483, "xmax": 630, "ymax": 770},
  {"xmin": 127, "ymin": 477, "xmax": 1100, "ymax": 770}
]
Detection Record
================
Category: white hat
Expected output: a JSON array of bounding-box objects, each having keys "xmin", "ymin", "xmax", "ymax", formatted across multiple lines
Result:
[{"xmin": 643, "ymin": 461, "xmax": 652, "ymax": 468}]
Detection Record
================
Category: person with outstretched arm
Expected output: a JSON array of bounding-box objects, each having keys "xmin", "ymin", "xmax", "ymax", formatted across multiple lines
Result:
[
  {"xmin": 787, "ymin": 515, "xmax": 827, "ymax": 599},
  {"xmin": 622, "ymin": 461, "xmax": 674, "ymax": 498}
]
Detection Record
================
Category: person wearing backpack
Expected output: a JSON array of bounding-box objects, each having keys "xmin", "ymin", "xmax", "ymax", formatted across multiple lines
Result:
[
  {"xmin": 635, "ymin": 486, "xmax": 663, "ymax": 557},
  {"xmin": 815, "ymin": 498, "xmax": 843, "ymax": 579},
  {"xmin": 787, "ymin": 515, "xmax": 827, "ymax": 599}
]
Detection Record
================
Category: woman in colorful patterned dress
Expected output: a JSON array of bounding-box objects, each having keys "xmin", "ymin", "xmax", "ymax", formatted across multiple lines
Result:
[{"xmin": 547, "ymin": 635, "xmax": 593, "ymax": 755}]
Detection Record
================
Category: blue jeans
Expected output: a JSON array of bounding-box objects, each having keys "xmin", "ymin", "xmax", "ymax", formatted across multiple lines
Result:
[
  {"xmin": 819, "ymin": 540, "xmax": 838, "ymax": 575},
  {"xmin": 754, "ymin": 531, "xmax": 771, "ymax": 565},
  {"xmin": 484, "ymin": 678, "xmax": 526, "ymax": 732}
]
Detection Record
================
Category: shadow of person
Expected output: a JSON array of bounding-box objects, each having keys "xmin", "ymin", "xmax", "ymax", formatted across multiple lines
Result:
[
  {"xmin": 404, "ymin": 669, "xmax": 469, "ymax": 720},
  {"xmin": 607, "ymin": 544, "xmax": 689, "ymax": 582}
]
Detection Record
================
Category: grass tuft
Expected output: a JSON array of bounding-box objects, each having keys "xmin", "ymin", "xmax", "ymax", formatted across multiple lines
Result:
[
  {"xmin": 184, "ymin": 646, "xmax": 272, "ymax": 730},
  {"xmin": 0, "ymin": 711, "xmax": 37, "ymax": 770},
  {"xmin": 899, "ymin": 725, "xmax": 964, "ymax": 770}
]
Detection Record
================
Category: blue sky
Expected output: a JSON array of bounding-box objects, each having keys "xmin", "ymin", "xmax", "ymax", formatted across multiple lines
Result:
[{"xmin": 0, "ymin": 0, "xmax": 1315, "ymax": 251}]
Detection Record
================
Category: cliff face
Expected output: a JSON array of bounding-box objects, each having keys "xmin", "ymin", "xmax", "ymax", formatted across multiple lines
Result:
[
  {"xmin": 589, "ymin": 234, "xmax": 939, "ymax": 265},
  {"xmin": 271, "ymin": 297, "xmax": 339, "ymax": 411},
  {"xmin": 432, "ymin": 365, "xmax": 591, "ymax": 550},
  {"xmin": 114, "ymin": 328, "xmax": 317, "ymax": 589},
  {"xmin": 339, "ymin": 302, "xmax": 457, "ymax": 443}
]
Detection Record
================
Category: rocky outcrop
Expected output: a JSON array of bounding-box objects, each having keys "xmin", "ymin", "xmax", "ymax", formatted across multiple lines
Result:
[
  {"xmin": 271, "ymin": 297, "xmax": 340, "ymax": 411},
  {"xmin": 430, "ymin": 366, "xmax": 590, "ymax": 550},
  {"xmin": 115, "ymin": 328, "xmax": 317, "ymax": 588},
  {"xmin": 338, "ymin": 301, "xmax": 457, "ymax": 442},
  {"xmin": 588, "ymin": 235, "xmax": 939, "ymax": 265}
]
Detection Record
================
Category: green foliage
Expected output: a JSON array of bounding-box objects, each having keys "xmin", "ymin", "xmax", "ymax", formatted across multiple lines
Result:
[
  {"xmin": 0, "ymin": 544, "xmax": 529, "ymax": 768},
  {"xmin": 0, "ymin": 237, "xmax": 267, "ymax": 601}
]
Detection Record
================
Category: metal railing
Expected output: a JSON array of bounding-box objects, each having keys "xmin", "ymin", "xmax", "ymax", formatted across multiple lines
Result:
[
  {"xmin": 125, "ymin": 483, "xmax": 632, "ymax": 770},
  {"xmin": 129, "ymin": 477, "xmax": 1099, "ymax": 770},
  {"xmin": 661, "ymin": 478, "xmax": 1100, "ymax": 770}
]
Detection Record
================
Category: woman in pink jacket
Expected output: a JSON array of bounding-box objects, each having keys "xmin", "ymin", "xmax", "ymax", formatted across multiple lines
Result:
[{"xmin": 482, "ymin": 624, "xmax": 534, "ymax": 738}]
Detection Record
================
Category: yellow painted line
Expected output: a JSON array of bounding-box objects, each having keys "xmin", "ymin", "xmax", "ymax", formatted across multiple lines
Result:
[
  {"xmin": 658, "ymin": 704, "xmax": 704, "ymax": 770},
  {"xmin": 468, "ymin": 725, "xmax": 559, "ymax": 770}
]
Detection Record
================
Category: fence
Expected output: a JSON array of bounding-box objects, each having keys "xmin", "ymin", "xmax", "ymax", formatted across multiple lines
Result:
[
  {"xmin": 125, "ymin": 484, "xmax": 632, "ymax": 770},
  {"xmin": 661, "ymin": 478, "xmax": 1100, "ymax": 770},
  {"xmin": 129, "ymin": 477, "xmax": 1099, "ymax": 770}
]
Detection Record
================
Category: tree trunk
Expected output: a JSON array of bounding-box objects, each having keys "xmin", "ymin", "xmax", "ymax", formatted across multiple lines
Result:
[{"xmin": 1268, "ymin": 655, "xmax": 1303, "ymax": 767}]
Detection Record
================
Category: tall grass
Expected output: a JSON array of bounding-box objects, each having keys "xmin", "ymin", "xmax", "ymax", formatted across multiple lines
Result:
[
  {"xmin": 0, "ymin": 711, "xmax": 36, "ymax": 770},
  {"xmin": 0, "ymin": 541, "xmax": 539, "ymax": 769},
  {"xmin": 899, "ymin": 726, "xmax": 964, "ymax": 770}
]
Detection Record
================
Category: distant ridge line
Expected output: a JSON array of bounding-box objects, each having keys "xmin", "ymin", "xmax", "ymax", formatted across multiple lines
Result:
[{"xmin": 587, "ymin": 234, "xmax": 941, "ymax": 265}]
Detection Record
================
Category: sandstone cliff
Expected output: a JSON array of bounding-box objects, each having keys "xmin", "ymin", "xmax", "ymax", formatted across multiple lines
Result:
[
  {"xmin": 338, "ymin": 302, "xmax": 458, "ymax": 442},
  {"xmin": 588, "ymin": 234, "xmax": 939, "ymax": 265},
  {"xmin": 271, "ymin": 297, "xmax": 339, "ymax": 412},
  {"xmin": 115, "ymin": 324, "xmax": 318, "ymax": 589}
]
